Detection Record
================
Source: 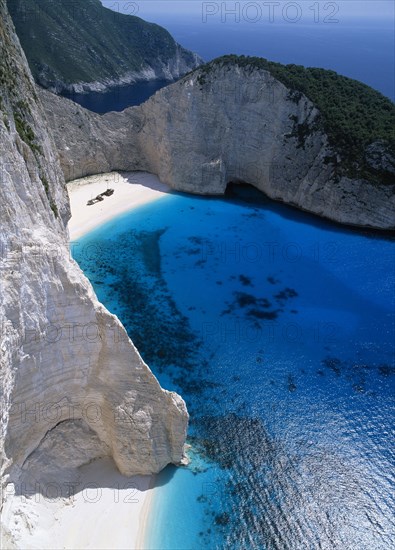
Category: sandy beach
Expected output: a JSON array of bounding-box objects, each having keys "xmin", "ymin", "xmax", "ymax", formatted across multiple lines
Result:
[
  {"xmin": 67, "ymin": 171, "xmax": 171, "ymax": 240},
  {"xmin": 2, "ymin": 457, "xmax": 155, "ymax": 550},
  {"xmin": 52, "ymin": 458, "xmax": 155, "ymax": 550}
]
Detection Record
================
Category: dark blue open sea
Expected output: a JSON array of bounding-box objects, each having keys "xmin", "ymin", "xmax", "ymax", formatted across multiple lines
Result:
[
  {"xmin": 72, "ymin": 186, "xmax": 395, "ymax": 549},
  {"xmin": 61, "ymin": 79, "xmax": 169, "ymax": 114},
  {"xmin": 65, "ymin": 15, "xmax": 394, "ymax": 113}
]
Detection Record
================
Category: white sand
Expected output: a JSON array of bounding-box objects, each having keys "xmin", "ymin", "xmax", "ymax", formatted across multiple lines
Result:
[
  {"xmin": 67, "ymin": 171, "xmax": 171, "ymax": 240},
  {"xmin": 52, "ymin": 458, "xmax": 155, "ymax": 550},
  {"xmin": 2, "ymin": 457, "xmax": 155, "ymax": 549}
]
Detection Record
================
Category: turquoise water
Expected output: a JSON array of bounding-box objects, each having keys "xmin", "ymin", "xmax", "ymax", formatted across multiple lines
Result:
[{"xmin": 72, "ymin": 187, "xmax": 395, "ymax": 548}]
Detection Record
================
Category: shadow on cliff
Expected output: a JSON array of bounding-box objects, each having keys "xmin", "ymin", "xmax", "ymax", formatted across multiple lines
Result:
[{"xmin": 11, "ymin": 456, "xmax": 178, "ymax": 502}]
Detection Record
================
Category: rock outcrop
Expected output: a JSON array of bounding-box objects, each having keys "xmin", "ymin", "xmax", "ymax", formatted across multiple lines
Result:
[
  {"xmin": 0, "ymin": 0, "xmax": 188, "ymax": 528},
  {"xmin": 39, "ymin": 64, "xmax": 395, "ymax": 230}
]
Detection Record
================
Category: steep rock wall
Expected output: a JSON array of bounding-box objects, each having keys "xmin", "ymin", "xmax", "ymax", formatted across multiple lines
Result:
[
  {"xmin": 39, "ymin": 66, "xmax": 395, "ymax": 230},
  {"xmin": 0, "ymin": 0, "xmax": 188, "ymax": 514}
]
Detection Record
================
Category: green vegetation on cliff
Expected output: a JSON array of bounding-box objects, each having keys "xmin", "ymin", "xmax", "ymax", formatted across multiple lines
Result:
[
  {"xmin": 8, "ymin": 0, "xmax": 199, "ymax": 89},
  {"xmin": 196, "ymin": 55, "xmax": 395, "ymax": 183}
]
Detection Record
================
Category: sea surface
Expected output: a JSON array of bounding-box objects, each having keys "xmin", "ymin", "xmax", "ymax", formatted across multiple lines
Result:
[
  {"xmin": 66, "ymin": 14, "xmax": 394, "ymax": 113},
  {"xmin": 61, "ymin": 79, "xmax": 169, "ymax": 113},
  {"xmin": 72, "ymin": 186, "xmax": 395, "ymax": 549}
]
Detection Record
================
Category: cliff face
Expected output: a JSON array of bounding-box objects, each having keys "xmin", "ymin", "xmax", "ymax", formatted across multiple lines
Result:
[
  {"xmin": 0, "ymin": 0, "xmax": 188, "ymax": 521},
  {"xmin": 8, "ymin": 0, "xmax": 202, "ymax": 93},
  {"xmin": 40, "ymin": 65, "xmax": 395, "ymax": 230}
]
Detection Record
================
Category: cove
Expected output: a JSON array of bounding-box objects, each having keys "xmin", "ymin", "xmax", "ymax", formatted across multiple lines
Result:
[{"xmin": 71, "ymin": 186, "xmax": 395, "ymax": 549}]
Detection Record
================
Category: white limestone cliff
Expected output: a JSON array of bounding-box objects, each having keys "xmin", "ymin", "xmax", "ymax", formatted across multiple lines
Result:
[
  {"xmin": 39, "ymin": 64, "xmax": 395, "ymax": 230},
  {"xmin": 0, "ymin": 0, "xmax": 188, "ymax": 536}
]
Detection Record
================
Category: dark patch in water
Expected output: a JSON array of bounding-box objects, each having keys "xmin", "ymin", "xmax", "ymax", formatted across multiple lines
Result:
[
  {"xmin": 378, "ymin": 364, "xmax": 395, "ymax": 377},
  {"xmin": 287, "ymin": 374, "xmax": 297, "ymax": 392},
  {"xmin": 191, "ymin": 414, "xmax": 274, "ymax": 470},
  {"xmin": 235, "ymin": 292, "xmax": 257, "ymax": 307},
  {"xmin": 222, "ymin": 291, "xmax": 280, "ymax": 321},
  {"xmin": 188, "ymin": 236, "xmax": 205, "ymax": 245},
  {"xmin": 185, "ymin": 248, "xmax": 200, "ymax": 255},
  {"xmin": 247, "ymin": 308, "xmax": 279, "ymax": 320},
  {"xmin": 214, "ymin": 512, "xmax": 230, "ymax": 526},
  {"xmin": 353, "ymin": 382, "xmax": 366, "ymax": 393},
  {"xmin": 274, "ymin": 287, "xmax": 298, "ymax": 304},
  {"xmin": 239, "ymin": 274, "xmax": 253, "ymax": 287},
  {"xmin": 320, "ymin": 357, "xmax": 391, "ymax": 396},
  {"xmin": 222, "ymin": 287, "xmax": 298, "ymax": 322},
  {"xmin": 139, "ymin": 229, "xmax": 166, "ymax": 274},
  {"xmin": 322, "ymin": 357, "xmax": 342, "ymax": 376}
]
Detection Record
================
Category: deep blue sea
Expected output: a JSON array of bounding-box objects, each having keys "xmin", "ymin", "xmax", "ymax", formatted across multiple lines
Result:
[
  {"xmin": 67, "ymin": 13, "xmax": 394, "ymax": 113},
  {"xmin": 61, "ymin": 79, "xmax": 169, "ymax": 113},
  {"xmin": 72, "ymin": 186, "xmax": 395, "ymax": 549}
]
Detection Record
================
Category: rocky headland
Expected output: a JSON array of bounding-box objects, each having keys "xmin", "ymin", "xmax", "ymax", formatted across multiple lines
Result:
[
  {"xmin": 40, "ymin": 58, "xmax": 395, "ymax": 230},
  {"xmin": 8, "ymin": 0, "xmax": 202, "ymax": 94}
]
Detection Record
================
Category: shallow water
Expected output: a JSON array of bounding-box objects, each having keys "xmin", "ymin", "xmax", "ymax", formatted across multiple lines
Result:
[{"xmin": 72, "ymin": 188, "xmax": 395, "ymax": 549}]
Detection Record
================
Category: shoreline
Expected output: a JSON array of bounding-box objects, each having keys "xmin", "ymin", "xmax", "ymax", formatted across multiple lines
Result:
[
  {"xmin": 136, "ymin": 474, "xmax": 157, "ymax": 549},
  {"xmin": 67, "ymin": 171, "xmax": 171, "ymax": 241}
]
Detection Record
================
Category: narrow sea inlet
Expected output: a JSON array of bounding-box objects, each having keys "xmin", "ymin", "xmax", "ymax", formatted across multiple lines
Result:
[
  {"xmin": 61, "ymin": 79, "xmax": 170, "ymax": 113},
  {"xmin": 72, "ymin": 186, "xmax": 395, "ymax": 549}
]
